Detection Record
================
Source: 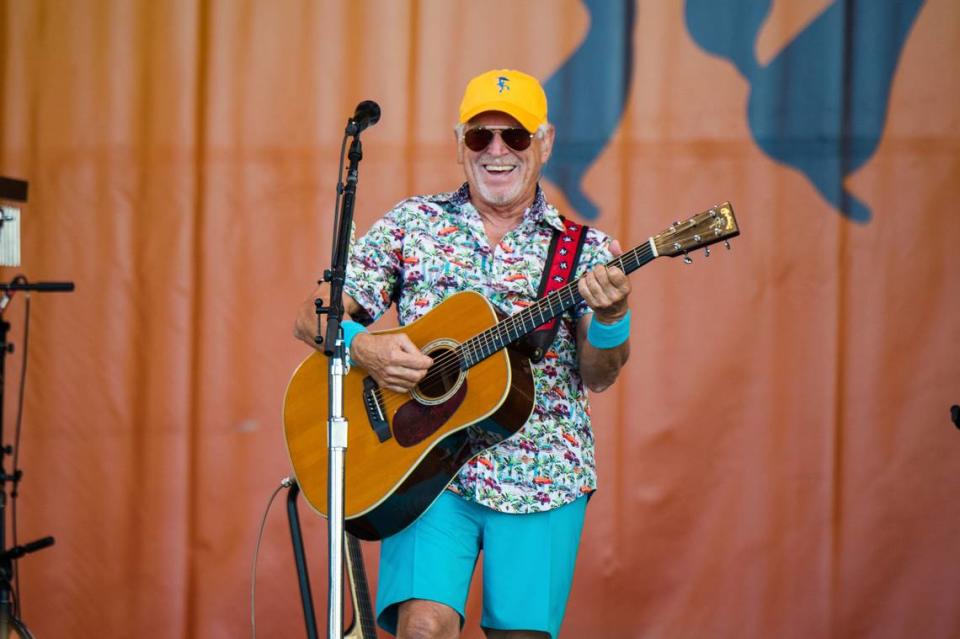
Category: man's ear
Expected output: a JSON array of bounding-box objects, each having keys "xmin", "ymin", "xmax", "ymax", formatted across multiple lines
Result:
[
  {"xmin": 455, "ymin": 127, "xmax": 465, "ymax": 164},
  {"xmin": 538, "ymin": 124, "xmax": 556, "ymax": 164}
]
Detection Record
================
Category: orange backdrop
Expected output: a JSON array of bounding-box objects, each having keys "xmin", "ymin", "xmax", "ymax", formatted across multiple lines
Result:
[{"xmin": 1, "ymin": 1, "xmax": 958, "ymax": 637}]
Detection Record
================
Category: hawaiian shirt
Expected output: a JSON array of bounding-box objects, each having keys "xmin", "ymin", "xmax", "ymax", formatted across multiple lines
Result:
[{"xmin": 344, "ymin": 183, "xmax": 614, "ymax": 513}]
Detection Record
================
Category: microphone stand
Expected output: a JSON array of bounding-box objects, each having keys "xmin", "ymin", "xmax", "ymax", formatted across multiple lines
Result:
[
  {"xmin": 0, "ymin": 279, "xmax": 73, "ymax": 638},
  {"xmin": 315, "ymin": 122, "xmax": 366, "ymax": 639}
]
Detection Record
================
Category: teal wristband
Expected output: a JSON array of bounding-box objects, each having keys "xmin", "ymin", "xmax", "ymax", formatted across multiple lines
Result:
[
  {"xmin": 586, "ymin": 310, "xmax": 631, "ymax": 349},
  {"xmin": 341, "ymin": 320, "xmax": 368, "ymax": 351}
]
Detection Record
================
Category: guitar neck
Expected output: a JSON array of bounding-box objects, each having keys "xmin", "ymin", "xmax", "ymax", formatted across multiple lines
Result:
[
  {"xmin": 458, "ymin": 239, "xmax": 657, "ymax": 367},
  {"xmin": 344, "ymin": 533, "xmax": 377, "ymax": 639}
]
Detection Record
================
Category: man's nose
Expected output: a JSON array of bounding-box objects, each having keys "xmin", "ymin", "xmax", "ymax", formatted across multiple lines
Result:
[{"xmin": 486, "ymin": 131, "xmax": 509, "ymax": 155}]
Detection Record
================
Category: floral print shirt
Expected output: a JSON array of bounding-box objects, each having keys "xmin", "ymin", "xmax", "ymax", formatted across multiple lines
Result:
[{"xmin": 344, "ymin": 183, "xmax": 613, "ymax": 513}]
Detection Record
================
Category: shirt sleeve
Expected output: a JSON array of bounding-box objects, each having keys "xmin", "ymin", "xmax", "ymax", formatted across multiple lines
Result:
[
  {"xmin": 570, "ymin": 226, "xmax": 614, "ymax": 322},
  {"xmin": 343, "ymin": 206, "xmax": 406, "ymax": 325}
]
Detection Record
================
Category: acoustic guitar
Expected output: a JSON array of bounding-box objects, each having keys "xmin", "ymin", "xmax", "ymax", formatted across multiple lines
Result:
[{"xmin": 284, "ymin": 203, "xmax": 740, "ymax": 540}]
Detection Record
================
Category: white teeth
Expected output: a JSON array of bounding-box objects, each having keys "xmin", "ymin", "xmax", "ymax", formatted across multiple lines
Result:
[{"xmin": 485, "ymin": 165, "xmax": 514, "ymax": 172}]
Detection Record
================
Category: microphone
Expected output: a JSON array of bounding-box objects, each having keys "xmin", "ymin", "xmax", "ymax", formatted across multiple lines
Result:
[
  {"xmin": 0, "ymin": 281, "xmax": 74, "ymax": 292},
  {"xmin": 346, "ymin": 100, "xmax": 381, "ymax": 135},
  {"xmin": 0, "ymin": 535, "xmax": 55, "ymax": 561},
  {"xmin": 0, "ymin": 279, "xmax": 75, "ymax": 312}
]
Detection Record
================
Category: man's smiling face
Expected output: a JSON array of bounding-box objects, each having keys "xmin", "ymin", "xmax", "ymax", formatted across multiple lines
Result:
[{"xmin": 459, "ymin": 111, "xmax": 554, "ymax": 213}]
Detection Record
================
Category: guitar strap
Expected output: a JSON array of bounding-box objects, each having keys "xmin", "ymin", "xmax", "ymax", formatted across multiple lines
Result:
[{"xmin": 523, "ymin": 216, "xmax": 589, "ymax": 363}]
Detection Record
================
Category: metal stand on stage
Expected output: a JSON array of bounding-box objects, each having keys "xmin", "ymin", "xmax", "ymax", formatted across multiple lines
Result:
[
  {"xmin": 286, "ymin": 481, "xmax": 318, "ymax": 639},
  {"xmin": 0, "ymin": 177, "xmax": 75, "ymax": 637},
  {"xmin": 286, "ymin": 101, "xmax": 380, "ymax": 639}
]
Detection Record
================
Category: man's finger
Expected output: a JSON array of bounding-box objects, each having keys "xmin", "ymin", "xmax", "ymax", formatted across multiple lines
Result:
[
  {"xmin": 397, "ymin": 336, "xmax": 434, "ymax": 368},
  {"xmin": 580, "ymin": 274, "xmax": 610, "ymax": 308},
  {"xmin": 591, "ymin": 265, "xmax": 612, "ymax": 288},
  {"xmin": 385, "ymin": 366, "xmax": 425, "ymax": 385},
  {"xmin": 607, "ymin": 265, "xmax": 627, "ymax": 285}
]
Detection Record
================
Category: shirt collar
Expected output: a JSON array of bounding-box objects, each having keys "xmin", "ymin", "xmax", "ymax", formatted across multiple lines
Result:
[{"xmin": 442, "ymin": 182, "xmax": 565, "ymax": 233}]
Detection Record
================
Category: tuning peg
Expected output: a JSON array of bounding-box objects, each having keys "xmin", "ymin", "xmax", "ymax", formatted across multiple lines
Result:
[
  {"xmin": 683, "ymin": 253, "xmax": 693, "ymax": 265},
  {"xmin": 724, "ymin": 240, "xmax": 731, "ymax": 250},
  {"xmin": 704, "ymin": 246, "xmax": 710, "ymax": 257}
]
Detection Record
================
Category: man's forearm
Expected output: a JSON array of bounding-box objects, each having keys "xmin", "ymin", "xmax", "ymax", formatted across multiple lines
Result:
[{"xmin": 579, "ymin": 340, "xmax": 630, "ymax": 392}]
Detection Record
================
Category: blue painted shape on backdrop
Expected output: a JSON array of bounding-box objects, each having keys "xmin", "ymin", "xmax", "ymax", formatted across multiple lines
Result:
[
  {"xmin": 543, "ymin": 0, "xmax": 636, "ymax": 221},
  {"xmin": 685, "ymin": 0, "xmax": 926, "ymax": 223}
]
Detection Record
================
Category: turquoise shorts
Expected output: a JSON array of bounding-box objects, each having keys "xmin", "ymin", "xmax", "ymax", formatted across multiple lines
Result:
[{"xmin": 376, "ymin": 491, "xmax": 588, "ymax": 639}]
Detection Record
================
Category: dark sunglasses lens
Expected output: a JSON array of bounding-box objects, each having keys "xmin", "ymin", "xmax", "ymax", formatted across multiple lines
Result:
[
  {"xmin": 463, "ymin": 127, "xmax": 533, "ymax": 152},
  {"xmin": 464, "ymin": 128, "xmax": 494, "ymax": 151},
  {"xmin": 501, "ymin": 128, "xmax": 532, "ymax": 151}
]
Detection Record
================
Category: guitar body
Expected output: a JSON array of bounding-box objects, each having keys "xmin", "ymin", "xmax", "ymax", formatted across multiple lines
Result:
[{"xmin": 283, "ymin": 290, "xmax": 535, "ymax": 540}]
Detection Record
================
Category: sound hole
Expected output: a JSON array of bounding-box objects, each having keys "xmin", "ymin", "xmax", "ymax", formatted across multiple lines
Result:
[{"xmin": 416, "ymin": 345, "xmax": 461, "ymax": 403}]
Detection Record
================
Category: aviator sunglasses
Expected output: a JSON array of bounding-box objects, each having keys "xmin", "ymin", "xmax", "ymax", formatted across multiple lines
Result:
[{"xmin": 462, "ymin": 126, "xmax": 534, "ymax": 152}]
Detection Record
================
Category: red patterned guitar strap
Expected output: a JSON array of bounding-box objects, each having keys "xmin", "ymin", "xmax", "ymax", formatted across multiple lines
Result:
[{"xmin": 523, "ymin": 216, "xmax": 589, "ymax": 363}]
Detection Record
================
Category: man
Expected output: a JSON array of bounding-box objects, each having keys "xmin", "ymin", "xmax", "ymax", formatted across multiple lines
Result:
[{"xmin": 294, "ymin": 69, "xmax": 632, "ymax": 639}]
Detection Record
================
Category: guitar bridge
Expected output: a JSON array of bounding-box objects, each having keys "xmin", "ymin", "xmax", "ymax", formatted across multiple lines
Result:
[{"xmin": 362, "ymin": 377, "xmax": 391, "ymax": 443}]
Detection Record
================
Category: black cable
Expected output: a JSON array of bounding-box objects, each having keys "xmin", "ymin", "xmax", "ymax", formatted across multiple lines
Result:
[
  {"xmin": 11, "ymin": 292, "xmax": 29, "ymax": 616},
  {"xmin": 250, "ymin": 478, "xmax": 291, "ymax": 639},
  {"xmin": 331, "ymin": 132, "xmax": 350, "ymax": 261}
]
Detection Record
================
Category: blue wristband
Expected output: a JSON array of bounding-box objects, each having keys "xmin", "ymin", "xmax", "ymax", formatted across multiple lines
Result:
[
  {"xmin": 586, "ymin": 310, "xmax": 631, "ymax": 349},
  {"xmin": 341, "ymin": 320, "xmax": 369, "ymax": 351}
]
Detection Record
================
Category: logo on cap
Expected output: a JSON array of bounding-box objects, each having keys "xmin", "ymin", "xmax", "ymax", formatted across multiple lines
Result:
[{"xmin": 497, "ymin": 76, "xmax": 510, "ymax": 93}]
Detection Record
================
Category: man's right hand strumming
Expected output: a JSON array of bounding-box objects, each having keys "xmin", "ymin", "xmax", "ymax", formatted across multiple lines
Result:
[{"xmin": 350, "ymin": 332, "xmax": 433, "ymax": 394}]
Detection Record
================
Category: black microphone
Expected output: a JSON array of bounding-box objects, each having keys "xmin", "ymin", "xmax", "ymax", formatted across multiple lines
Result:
[
  {"xmin": 0, "ymin": 535, "xmax": 55, "ymax": 561},
  {"xmin": 0, "ymin": 281, "xmax": 74, "ymax": 292},
  {"xmin": 346, "ymin": 100, "xmax": 381, "ymax": 135},
  {"xmin": 952, "ymin": 405, "xmax": 959, "ymax": 430}
]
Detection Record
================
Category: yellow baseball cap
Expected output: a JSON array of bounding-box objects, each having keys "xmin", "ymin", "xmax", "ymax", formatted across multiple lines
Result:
[{"xmin": 458, "ymin": 69, "xmax": 548, "ymax": 133}]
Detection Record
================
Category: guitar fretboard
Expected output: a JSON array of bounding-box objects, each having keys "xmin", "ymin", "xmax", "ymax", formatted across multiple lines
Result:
[
  {"xmin": 345, "ymin": 532, "xmax": 377, "ymax": 639},
  {"xmin": 458, "ymin": 240, "xmax": 655, "ymax": 368}
]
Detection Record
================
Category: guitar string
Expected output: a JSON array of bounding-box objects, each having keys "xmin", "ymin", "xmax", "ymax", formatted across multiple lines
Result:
[
  {"xmin": 430, "ymin": 242, "xmax": 650, "ymax": 372},
  {"xmin": 372, "ymin": 255, "xmax": 599, "ymax": 412},
  {"xmin": 370, "ymin": 280, "xmax": 585, "ymax": 413},
  {"xmin": 369, "ymin": 243, "xmax": 654, "ymax": 413},
  {"xmin": 406, "ymin": 218, "xmax": 731, "ymax": 379},
  {"xmin": 369, "ymin": 229, "xmax": 731, "ymax": 415},
  {"xmin": 368, "ymin": 244, "xmax": 655, "ymax": 414},
  {"xmin": 345, "ymin": 534, "xmax": 377, "ymax": 636},
  {"xmin": 365, "ymin": 210, "xmax": 733, "ymax": 413},
  {"xmin": 399, "ymin": 242, "xmax": 649, "ymax": 386}
]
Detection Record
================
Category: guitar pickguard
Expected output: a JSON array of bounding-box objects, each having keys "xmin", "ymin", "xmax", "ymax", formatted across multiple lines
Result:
[{"xmin": 393, "ymin": 382, "xmax": 468, "ymax": 447}]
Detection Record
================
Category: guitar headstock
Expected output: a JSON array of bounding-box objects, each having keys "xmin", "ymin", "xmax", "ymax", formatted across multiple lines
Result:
[{"xmin": 652, "ymin": 202, "xmax": 740, "ymax": 259}]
